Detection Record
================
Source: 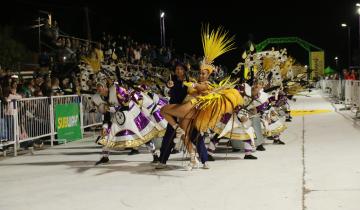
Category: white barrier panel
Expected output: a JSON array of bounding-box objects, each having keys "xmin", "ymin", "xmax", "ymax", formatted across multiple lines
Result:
[
  {"xmin": 16, "ymin": 97, "xmax": 52, "ymax": 145},
  {"xmin": 320, "ymin": 79, "xmax": 360, "ymax": 109},
  {"xmin": 354, "ymin": 81, "xmax": 360, "ymax": 107},
  {"xmin": 328, "ymin": 80, "xmax": 338, "ymax": 98},
  {"xmin": 52, "ymin": 95, "xmax": 80, "ymax": 108},
  {"xmin": 345, "ymin": 80, "xmax": 360, "ymax": 107},
  {"xmin": 324, "ymin": 80, "xmax": 343, "ymax": 101},
  {"xmin": 320, "ymin": 80, "xmax": 333, "ymax": 94},
  {"xmin": 81, "ymin": 95, "xmax": 103, "ymax": 129},
  {"xmin": 345, "ymin": 80, "xmax": 352, "ymax": 105}
]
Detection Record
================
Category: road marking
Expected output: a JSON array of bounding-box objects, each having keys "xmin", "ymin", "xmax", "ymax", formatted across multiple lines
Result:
[{"xmin": 291, "ymin": 109, "xmax": 332, "ymax": 117}]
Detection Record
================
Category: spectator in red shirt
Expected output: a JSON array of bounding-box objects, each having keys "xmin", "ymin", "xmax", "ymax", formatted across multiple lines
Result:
[
  {"xmin": 348, "ymin": 69, "xmax": 357, "ymax": 80},
  {"xmin": 343, "ymin": 69, "xmax": 350, "ymax": 80}
]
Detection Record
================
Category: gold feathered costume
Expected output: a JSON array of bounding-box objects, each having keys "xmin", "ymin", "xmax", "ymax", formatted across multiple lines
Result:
[
  {"xmin": 193, "ymin": 78, "xmax": 243, "ymax": 132},
  {"xmin": 186, "ymin": 25, "xmax": 244, "ymax": 132}
]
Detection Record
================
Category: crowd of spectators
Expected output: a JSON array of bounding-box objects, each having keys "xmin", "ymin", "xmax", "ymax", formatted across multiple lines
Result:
[
  {"xmin": 326, "ymin": 69, "xmax": 359, "ymax": 80},
  {"xmin": 0, "ymin": 67, "xmax": 82, "ymax": 101}
]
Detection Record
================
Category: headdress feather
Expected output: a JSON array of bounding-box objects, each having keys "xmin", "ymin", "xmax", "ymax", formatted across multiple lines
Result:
[{"xmin": 200, "ymin": 24, "xmax": 236, "ymax": 74}]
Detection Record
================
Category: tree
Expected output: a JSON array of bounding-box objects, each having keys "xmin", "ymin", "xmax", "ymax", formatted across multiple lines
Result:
[{"xmin": 0, "ymin": 26, "xmax": 30, "ymax": 70}]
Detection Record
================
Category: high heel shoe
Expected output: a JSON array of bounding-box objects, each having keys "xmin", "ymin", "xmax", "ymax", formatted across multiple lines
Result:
[
  {"xmin": 173, "ymin": 126, "xmax": 185, "ymax": 143},
  {"xmin": 185, "ymin": 156, "xmax": 200, "ymax": 171}
]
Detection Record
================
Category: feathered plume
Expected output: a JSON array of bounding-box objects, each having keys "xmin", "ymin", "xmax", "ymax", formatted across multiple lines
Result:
[{"xmin": 200, "ymin": 24, "xmax": 236, "ymax": 73}]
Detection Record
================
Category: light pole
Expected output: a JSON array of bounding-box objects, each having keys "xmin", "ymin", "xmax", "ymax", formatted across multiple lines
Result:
[
  {"xmin": 356, "ymin": 4, "xmax": 360, "ymax": 49},
  {"xmin": 334, "ymin": 56, "xmax": 339, "ymax": 68},
  {"xmin": 160, "ymin": 10, "xmax": 165, "ymax": 47},
  {"xmin": 30, "ymin": 17, "xmax": 44, "ymax": 55},
  {"xmin": 38, "ymin": 16, "xmax": 41, "ymax": 55},
  {"xmin": 341, "ymin": 23, "xmax": 351, "ymax": 68}
]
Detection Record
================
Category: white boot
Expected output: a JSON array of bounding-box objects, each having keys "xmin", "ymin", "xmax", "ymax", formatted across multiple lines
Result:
[
  {"xmin": 155, "ymin": 163, "xmax": 167, "ymax": 169},
  {"xmin": 202, "ymin": 162, "xmax": 210, "ymax": 169},
  {"xmin": 185, "ymin": 153, "xmax": 200, "ymax": 171}
]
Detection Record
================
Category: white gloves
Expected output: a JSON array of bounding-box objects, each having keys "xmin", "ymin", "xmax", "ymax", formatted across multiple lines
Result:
[{"xmin": 108, "ymin": 106, "xmax": 117, "ymax": 113}]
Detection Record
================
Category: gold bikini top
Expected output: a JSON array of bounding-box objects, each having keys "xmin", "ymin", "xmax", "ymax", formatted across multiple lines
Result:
[{"xmin": 183, "ymin": 81, "xmax": 212, "ymax": 96}]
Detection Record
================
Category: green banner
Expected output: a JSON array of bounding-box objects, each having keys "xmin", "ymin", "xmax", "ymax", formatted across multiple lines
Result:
[{"xmin": 55, "ymin": 103, "xmax": 82, "ymax": 142}]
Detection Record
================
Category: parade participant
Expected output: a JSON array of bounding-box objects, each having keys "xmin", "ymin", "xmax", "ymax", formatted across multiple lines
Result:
[
  {"xmin": 160, "ymin": 25, "xmax": 243, "ymax": 169},
  {"xmin": 120, "ymin": 87, "xmax": 160, "ymax": 159},
  {"xmin": 262, "ymin": 107, "xmax": 286, "ymax": 145},
  {"xmin": 208, "ymin": 82, "xmax": 265, "ymax": 160},
  {"xmin": 264, "ymin": 89, "xmax": 287, "ymax": 145},
  {"xmin": 156, "ymin": 63, "xmax": 188, "ymax": 169},
  {"xmin": 126, "ymin": 86, "xmax": 168, "ymax": 157},
  {"xmin": 246, "ymin": 82, "xmax": 268, "ymax": 151},
  {"xmin": 156, "ymin": 63, "xmax": 209, "ymax": 170},
  {"xmin": 268, "ymin": 87, "xmax": 292, "ymax": 122},
  {"xmin": 137, "ymin": 85, "xmax": 168, "ymax": 135},
  {"xmin": 92, "ymin": 81, "xmax": 159, "ymax": 165},
  {"xmin": 213, "ymin": 109, "xmax": 258, "ymax": 159}
]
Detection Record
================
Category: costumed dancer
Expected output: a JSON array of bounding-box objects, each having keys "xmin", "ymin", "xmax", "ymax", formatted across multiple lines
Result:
[
  {"xmin": 92, "ymin": 81, "xmax": 160, "ymax": 165},
  {"xmin": 208, "ymin": 82, "xmax": 266, "ymax": 160},
  {"xmin": 138, "ymin": 86, "xmax": 168, "ymax": 136},
  {"xmin": 212, "ymin": 109, "xmax": 258, "ymax": 159},
  {"xmin": 156, "ymin": 63, "xmax": 209, "ymax": 169},
  {"xmin": 131, "ymin": 85, "xmax": 169, "ymax": 158},
  {"xmin": 244, "ymin": 82, "xmax": 269, "ymax": 151},
  {"xmin": 160, "ymin": 24, "xmax": 243, "ymax": 170},
  {"xmin": 263, "ymin": 90, "xmax": 287, "ymax": 145}
]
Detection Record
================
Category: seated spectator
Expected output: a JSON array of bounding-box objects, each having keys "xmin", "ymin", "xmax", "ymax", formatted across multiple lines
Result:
[
  {"xmin": 51, "ymin": 78, "xmax": 63, "ymax": 96},
  {"xmin": 33, "ymin": 89, "xmax": 44, "ymax": 97},
  {"xmin": 20, "ymin": 79, "xmax": 35, "ymax": 98},
  {"xmin": 41, "ymin": 77, "xmax": 52, "ymax": 97},
  {"xmin": 61, "ymin": 78, "xmax": 73, "ymax": 95}
]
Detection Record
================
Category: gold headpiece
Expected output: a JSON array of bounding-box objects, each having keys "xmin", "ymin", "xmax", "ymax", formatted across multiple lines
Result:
[{"xmin": 200, "ymin": 24, "xmax": 236, "ymax": 74}]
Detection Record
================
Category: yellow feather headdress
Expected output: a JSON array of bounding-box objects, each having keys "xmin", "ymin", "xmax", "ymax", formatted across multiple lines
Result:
[{"xmin": 200, "ymin": 24, "xmax": 236, "ymax": 74}]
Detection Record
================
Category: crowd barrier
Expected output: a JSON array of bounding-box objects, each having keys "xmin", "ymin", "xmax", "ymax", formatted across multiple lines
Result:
[
  {"xmin": 0, "ymin": 100, "xmax": 17, "ymax": 154},
  {"xmin": 344, "ymin": 80, "xmax": 360, "ymax": 107},
  {"xmin": 0, "ymin": 95, "xmax": 103, "ymax": 156},
  {"xmin": 320, "ymin": 80, "xmax": 360, "ymax": 115}
]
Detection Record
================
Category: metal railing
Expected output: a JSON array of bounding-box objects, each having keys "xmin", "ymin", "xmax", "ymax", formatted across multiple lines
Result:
[
  {"xmin": 0, "ymin": 100, "xmax": 17, "ymax": 155},
  {"xmin": 344, "ymin": 80, "xmax": 360, "ymax": 108},
  {"xmin": 16, "ymin": 97, "xmax": 52, "ymax": 145},
  {"xmin": 0, "ymin": 95, "xmax": 103, "ymax": 156},
  {"xmin": 81, "ymin": 94, "xmax": 103, "ymax": 129},
  {"xmin": 320, "ymin": 80, "xmax": 344, "ymax": 102},
  {"xmin": 320, "ymin": 79, "xmax": 360, "ymax": 117}
]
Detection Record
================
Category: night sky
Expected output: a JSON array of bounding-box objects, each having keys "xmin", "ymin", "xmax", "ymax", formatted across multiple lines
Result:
[{"xmin": 2, "ymin": 0, "xmax": 360, "ymax": 70}]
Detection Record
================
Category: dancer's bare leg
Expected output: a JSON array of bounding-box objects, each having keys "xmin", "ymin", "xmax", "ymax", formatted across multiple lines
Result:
[
  {"xmin": 179, "ymin": 108, "xmax": 196, "ymax": 153},
  {"xmin": 179, "ymin": 109, "xmax": 200, "ymax": 169},
  {"xmin": 160, "ymin": 102, "xmax": 193, "ymax": 128}
]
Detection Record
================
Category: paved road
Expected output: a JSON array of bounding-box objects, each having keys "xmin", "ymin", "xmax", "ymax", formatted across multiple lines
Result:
[{"xmin": 1, "ymin": 90, "xmax": 359, "ymax": 210}]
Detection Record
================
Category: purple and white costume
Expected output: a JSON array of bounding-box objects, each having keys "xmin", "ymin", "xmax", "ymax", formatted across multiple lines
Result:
[
  {"xmin": 139, "ymin": 91, "xmax": 168, "ymax": 137},
  {"xmin": 95, "ymin": 84, "xmax": 159, "ymax": 149}
]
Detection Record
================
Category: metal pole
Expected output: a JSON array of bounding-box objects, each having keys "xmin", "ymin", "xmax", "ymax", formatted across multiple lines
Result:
[
  {"xmin": 84, "ymin": 7, "xmax": 92, "ymax": 41},
  {"xmin": 38, "ymin": 16, "xmax": 41, "ymax": 55},
  {"xmin": 79, "ymin": 96, "xmax": 84, "ymax": 138},
  {"xmin": 348, "ymin": 26, "xmax": 351, "ymax": 68},
  {"xmin": 160, "ymin": 11, "xmax": 163, "ymax": 46},
  {"xmin": 49, "ymin": 97, "xmax": 55, "ymax": 147},
  {"xmin": 358, "ymin": 15, "xmax": 360, "ymax": 49},
  {"xmin": 335, "ymin": 58, "xmax": 338, "ymax": 68},
  {"xmin": 162, "ymin": 17, "xmax": 166, "ymax": 47},
  {"xmin": 13, "ymin": 100, "xmax": 18, "ymax": 156}
]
